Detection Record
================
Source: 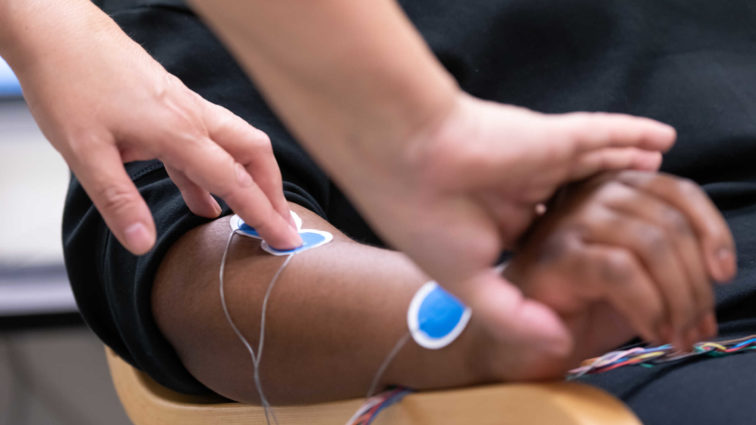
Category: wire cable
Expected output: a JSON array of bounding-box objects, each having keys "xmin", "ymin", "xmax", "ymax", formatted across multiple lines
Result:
[{"xmin": 219, "ymin": 230, "xmax": 293, "ymax": 425}]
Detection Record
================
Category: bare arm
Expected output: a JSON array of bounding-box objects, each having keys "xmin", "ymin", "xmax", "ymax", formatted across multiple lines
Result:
[
  {"xmin": 152, "ymin": 171, "xmax": 734, "ymax": 404},
  {"xmin": 152, "ymin": 204, "xmax": 488, "ymax": 404}
]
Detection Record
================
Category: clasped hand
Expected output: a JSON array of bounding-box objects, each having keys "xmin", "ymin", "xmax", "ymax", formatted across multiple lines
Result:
[{"xmin": 473, "ymin": 171, "xmax": 736, "ymax": 381}]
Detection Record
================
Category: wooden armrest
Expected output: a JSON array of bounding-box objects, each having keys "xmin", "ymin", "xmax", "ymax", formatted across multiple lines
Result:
[{"xmin": 105, "ymin": 347, "xmax": 641, "ymax": 425}]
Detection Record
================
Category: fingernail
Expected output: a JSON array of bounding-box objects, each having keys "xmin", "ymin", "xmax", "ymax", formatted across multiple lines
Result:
[
  {"xmin": 235, "ymin": 163, "xmax": 253, "ymax": 187},
  {"xmin": 124, "ymin": 222, "xmax": 153, "ymax": 254},
  {"xmin": 208, "ymin": 196, "xmax": 222, "ymax": 216},
  {"xmin": 287, "ymin": 227, "xmax": 303, "ymax": 249}
]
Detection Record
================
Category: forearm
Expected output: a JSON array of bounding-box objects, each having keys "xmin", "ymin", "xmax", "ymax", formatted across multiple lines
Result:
[
  {"xmin": 187, "ymin": 0, "xmax": 458, "ymax": 194},
  {"xmin": 153, "ymin": 204, "xmax": 488, "ymax": 404},
  {"xmin": 0, "ymin": 0, "xmax": 115, "ymax": 71}
]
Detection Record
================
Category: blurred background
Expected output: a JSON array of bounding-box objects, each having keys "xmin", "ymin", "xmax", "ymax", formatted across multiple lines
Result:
[{"xmin": 0, "ymin": 56, "xmax": 131, "ymax": 425}]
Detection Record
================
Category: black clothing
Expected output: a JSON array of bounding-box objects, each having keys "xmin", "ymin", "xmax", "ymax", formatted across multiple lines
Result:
[{"xmin": 64, "ymin": 2, "xmax": 756, "ymax": 423}]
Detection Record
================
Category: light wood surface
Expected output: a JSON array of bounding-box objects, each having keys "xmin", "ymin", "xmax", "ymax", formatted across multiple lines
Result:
[{"xmin": 105, "ymin": 347, "xmax": 642, "ymax": 425}]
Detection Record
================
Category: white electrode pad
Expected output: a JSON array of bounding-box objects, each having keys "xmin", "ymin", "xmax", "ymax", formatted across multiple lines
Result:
[
  {"xmin": 407, "ymin": 281, "xmax": 472, "ymax": 350},
  {"xmin": 229, "ymin": 211, "xmax": 332, "ymax": 256}
]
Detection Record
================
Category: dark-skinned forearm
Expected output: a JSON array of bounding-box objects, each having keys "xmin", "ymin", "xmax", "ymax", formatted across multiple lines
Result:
[{"xmin": 152, "ymin": 204, "xmax": 489, "ymax": 404}]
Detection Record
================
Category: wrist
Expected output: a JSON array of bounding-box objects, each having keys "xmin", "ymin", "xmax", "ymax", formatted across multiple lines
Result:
[{"xmin": 329, "ymin": 84, "xmax": 463, "ymax": 204}]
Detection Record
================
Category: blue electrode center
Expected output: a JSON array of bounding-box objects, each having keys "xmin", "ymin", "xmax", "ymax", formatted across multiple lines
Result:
[
  {"xmin": 417, "ymin": 286, "xmax": 467, "ymax": 338},
  {"xmin": 408, "ymin": 282, "xmax": 471, "ymax": 350}
]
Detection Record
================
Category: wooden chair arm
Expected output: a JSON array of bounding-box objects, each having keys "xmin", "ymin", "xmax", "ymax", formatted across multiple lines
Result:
[{"xmin": 105, "ymin": 347, "xmax": 641, "ymax": 425}]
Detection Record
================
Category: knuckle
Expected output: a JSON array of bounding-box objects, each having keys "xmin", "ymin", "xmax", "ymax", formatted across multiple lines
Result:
[
  {"xmin": 163, "ymin": 72, "xmax": 186, "ymax": 91},
  {"xmin": 536, "ymin": 230, "xmax": 578, "ymax": 265},
  {"xmin": 595, "ymin": 180, "xmax": 625, "ymax": 201},
  {"xmin": 597, "ymin": 250, "xmax": 635, "ymax": 284},
  {"xmin": 215, "ymin": 179, "xmax": 244, "ymax": 202},
  {"xmin": 234, "ymin": 128, "xmax": 274, "ymax": 166},
  {"xmin": 675, "ymin": 178, "xmax": 702, "ymax": 198},
  {"xmin": 253, "ymin": 132, "xmax": 274, "ymax": 154},
  {"xmin": 155, "ymin": 72, "xmax": 184, "ymax": 102},
  {"xmin": 637, "ymin": 226, "xmax": 667, "ymax": 253},
  {"xmin": 61, "ymin": 130, "xmax": 107, "ymax": 162},
  {"xmin": 210, "ymin": 107, "xmax": 238, "ymax": 132},
  {"xmin": 660, "ymin": 208, "xmax": 691, "ymax": 235},
  {"xmin": 250, "ymin": 127, "xmax": 271, "ymax": 144},
  {"xmin": 97, "ymin": 184, "xmax": 139, "ymax": 214}
]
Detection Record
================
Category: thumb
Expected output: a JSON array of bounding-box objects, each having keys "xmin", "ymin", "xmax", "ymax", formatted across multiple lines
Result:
[
  {"xmin": 67, "ymin": 143, "xmax": 156, "ymax": 255},
  {"xmin": 465, "ymin": 270, "xmax": 572, "ymax": 356}
]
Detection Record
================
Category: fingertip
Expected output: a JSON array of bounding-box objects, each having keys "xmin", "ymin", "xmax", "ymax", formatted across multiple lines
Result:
[
  {"xmin": 185, "ymin": 195, "xmax": 223, "ymax": 218},
  {"xmin": 123, "ymin": 221, "xmax": 156, "ymax": 255},
  {"xmin": 262, "ymin": 222, "xmax": 303, "ymax": 251},
  {"xmin": 212, "ymin": 197, "xmax": 223, "ymax": 217},
  {"xmin": 287, "ymin": 225, "xmax": 304, "ymax": 248},
  {"xmin": 656, "ymin": 122, "xmax": 677, "ymax": 142},
  {"xmin": 711, "ymin": 246, "xmax": 737, "ymax": 283},
  {"xmin": 633, "ymin": 118, "xmax": 676, "ymax": 152}
]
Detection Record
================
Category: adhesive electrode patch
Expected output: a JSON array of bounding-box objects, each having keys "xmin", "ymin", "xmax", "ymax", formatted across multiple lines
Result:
[
  {"xmin": 407, "ymin": 281, "xmax": 472, "ymax": 350},
  {"xmin": 229, "ymin": 212, "xmax": 333, "ymax": 256}
]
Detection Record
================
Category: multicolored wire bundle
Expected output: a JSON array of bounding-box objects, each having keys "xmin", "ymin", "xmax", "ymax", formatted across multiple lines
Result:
[
  {"xmin": 568, "ymin": 334, "xmax": 756, "ymax": 379},
  {"xmin": 345, "ymin": 387, "xmax": 413, "ymax": 425}
]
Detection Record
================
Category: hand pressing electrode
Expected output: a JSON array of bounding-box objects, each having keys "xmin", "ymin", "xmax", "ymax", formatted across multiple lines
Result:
[{"xmin": 0, "ymin": 0, "xmax": 302, "ymax": 255}]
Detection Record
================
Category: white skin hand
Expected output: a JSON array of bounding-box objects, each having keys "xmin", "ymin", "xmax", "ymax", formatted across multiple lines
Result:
[{"xmin": 0, "ymin": 0, "xmax": 301, "ymax": 255}]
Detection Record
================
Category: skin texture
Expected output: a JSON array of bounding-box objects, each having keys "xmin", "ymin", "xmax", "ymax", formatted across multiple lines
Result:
[
  {"xmin": 0, "ymin": 0, "xmax": 301, "ymax": 254},
  {"xmin": 151, "ymin": 171, "xmax": 735, "ymax": 404},
  {"xmin": 188, "ymin": 0, "xmax": 695, "ymax": 349}
]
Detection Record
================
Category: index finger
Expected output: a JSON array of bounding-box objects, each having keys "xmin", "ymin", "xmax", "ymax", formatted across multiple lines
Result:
[
  {"xmin": 556, "ymin": 112, "xmax": 677, "ymax": 153},
  {"xmin": 201, "ymin": 102, "xmax": 294, "ymax": 228},
  {"xmin": 159, "ymin": 136, "xmax": 302, "ymax": 250}
]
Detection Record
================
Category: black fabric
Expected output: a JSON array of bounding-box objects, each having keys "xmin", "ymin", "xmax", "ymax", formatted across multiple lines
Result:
[{"xmin": 63, "ymin": 1, "xmax": 756, "ymax": 422}]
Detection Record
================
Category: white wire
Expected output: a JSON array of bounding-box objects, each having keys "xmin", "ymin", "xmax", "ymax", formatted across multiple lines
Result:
[
  {"xmin": 219, "ymin": 230, "xmax": 293, "ymax": 425},
  {"xmin": 365, "ymin": 332, "xmax": 411, "ymax": 399}
]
